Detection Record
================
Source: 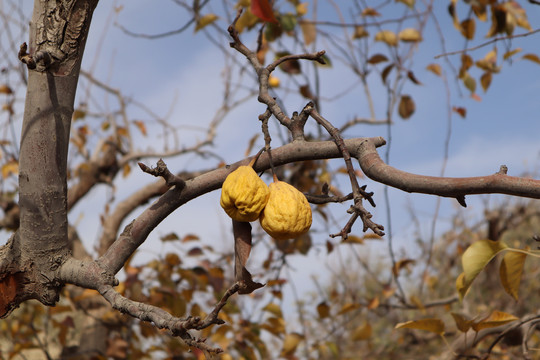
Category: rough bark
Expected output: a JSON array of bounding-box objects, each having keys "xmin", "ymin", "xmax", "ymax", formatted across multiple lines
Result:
[{"xmin": 0, "ymin": 0, "xmax": 99, "ymax": 316}]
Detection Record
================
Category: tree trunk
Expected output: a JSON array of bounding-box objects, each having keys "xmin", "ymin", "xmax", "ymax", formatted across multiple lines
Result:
[{"xmin": 0, "ymin": 0, "xmax": 99, "ymax": 315}]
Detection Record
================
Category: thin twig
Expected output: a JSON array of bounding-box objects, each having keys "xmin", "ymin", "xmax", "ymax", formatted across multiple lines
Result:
[{"xmin": 435, "ymin": 28, "xmax": 540, "ymax": 58}]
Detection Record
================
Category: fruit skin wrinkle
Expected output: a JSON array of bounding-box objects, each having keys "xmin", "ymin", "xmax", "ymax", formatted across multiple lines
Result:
[
  {"xmin": 260, "ymin": 180, "xmax": 312, "ymax": 240},
  {"xmin": 220, "ymin": 166, "xmax": 270, "ymax": 222}
]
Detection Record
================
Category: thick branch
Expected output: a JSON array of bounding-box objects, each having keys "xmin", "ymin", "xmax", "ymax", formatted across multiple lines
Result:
[
  {"xmin": 356, "ymin": 137, "xmax": 540, "ymax": 201},
  {"xmin": 98, "ymin": 138, "xmax": 381, "ymax": 275}
]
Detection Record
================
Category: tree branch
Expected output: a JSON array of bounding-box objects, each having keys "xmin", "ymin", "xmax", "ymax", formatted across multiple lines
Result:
[{"xmin": 356, "ymin": 137, "xmax": 540, "ymax": 201}]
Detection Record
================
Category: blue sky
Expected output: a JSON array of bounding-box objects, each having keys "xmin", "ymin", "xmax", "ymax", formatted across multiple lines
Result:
[{"xmin": 8, "ymin": 0, "xmax": 540, "ymax": 314}]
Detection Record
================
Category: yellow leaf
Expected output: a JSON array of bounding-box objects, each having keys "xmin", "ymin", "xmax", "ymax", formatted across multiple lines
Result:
[
  {"xmin": 393, "ymin": 258, "xmax": 416, "ymax": 276},
  {"xmin": 281, "ymin": 333, "xmax": 303, "ymax": 356},
  {"xmin": 263, "ymin": 302, "xmax": 283, "ymax": 318},
  {"xmin": 503, "ymin": 48, "xmax": 522, "ymax": 60},
  {"xmin": 122, "ymin": 163, "xmax": 131, "ymax": 178},
  {"xmin": 409, "ymin": 295, "xmax": 424, "ymax": 311},
  {"xmin": 261, "ymin": 317, "xmax": 285, "ymax": 336},
  {"xmin": 476, "ymin": 48, "xmax": 500, "ymax": 73},
  {"xmin": 296, "ymin": 3, "xmax": 308, "ymax": 16},
  {"xmin": 499, "ymin": 251, "xmax": 527, "ymax": 301},
  {"xmin": 523, "ymin": 53, "xmax": 540, "ymax": 65},
  {"xmin": 195, "ymin": 14, "xmax": 218, "ymax": 32},
  {"xmin": 461, "ymin": 240, "xmax": 508, "ymax": 297},
  {"xmin": 395, "ymin": 318, "xmax": 445, "ymax": 335},
  {"xmin": 472, "ymin": 311, "xmax": 518, "ymax": 332},
  {"xmin": 480, "ymin": 72, "xmax": 492, "ymax": 93},
  {"xmin": 426, "ymin": 63, "xmax": 442, "ymax": 76},
  {"xmin": 1, "ymin": 160, "xmax": 18, "ymax": 178},
  {"xmin": 456, "ymin": 272, "xmax": 469, "ymax": 300},
  {"xmin": 375, "ymin": 30, "xmax": 398, "ymax": 46},
  {"xmin": 462, "ymin": 73, "xmax": 476, "ymax": 93},
  {"xmin": 398, "ymin": 28, "xmax": 422, "ymax": 42},
  {"xmin": 451, "ymin": 313, "xmax": 473, "ymax": 333},
  {"xmin": 353, "ymin": 26, "xmax": 369, "ymax": 39},
  {"xmin": 317, "ymin": 302, "xmax": 330, "ymax": 319},
  {"xmin": 133, "ymin": 120, "xmax": 147, "ymax": 136},
  {"xmin": 352, "ymin": 323, "xmax": 372, "ymax": 341},
  {"xmin": 344, "ymin": 235, "xmax": 364, "ymax": 244},
  {"xmin": 396, "ymin": 0, "xmax": 415, "ymax": 8},
  {"xmin": 337, "ymin": 302, "xmax": 361, "ymax": 315},
  {"xmin": 367, "ymin": 297, "xmax": 379, "ymax": 310},
  {"xmin": 300, "ymin": 21, "xmax": 316, "ymax": 45}
]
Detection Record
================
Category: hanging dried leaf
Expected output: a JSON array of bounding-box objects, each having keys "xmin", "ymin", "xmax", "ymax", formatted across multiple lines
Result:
[
  {"xmin": 279, "ymin": 13, "xmax": 297, "ymax": 32},
  {"xmin": 480, "ymin": 72, "xmax": 492, "ymax": 92},
  {"xmin": 263, "ymin": 302, "xmax": 283, "ymax": 318},
  {"xmin": 1, "ymin": 160, "xmax": 18, "ymax": 178},
  {"xmin": 299, "ymin": 84, "xmax": 315, "ymax": 99},
  {"xmin": 503, "ymin": 48, "xmax": 521, "ymax": 60},
  {"xmin": 352, "ymin": 323, "xmax": 372, "ymax": 341},
  {"xmin": 367, "ymin": 54, "xmax": 389, "ymax": 64},
  {"xmin": 194, "ymin": 13, "xmax": 218, "ymax": 32},
  {"xmin": 459, "ymin": 18, "xmax": 475, "ymax": 39},
  {"xmin": 393, "ymin": 258, "xmax": 416, "ymax": 276},
  {"xmin": 381, "ymin": 64, "xmax": 394, "ymax": 83},
  {"xmin": 459, "ymin": 239, "xmax": 508, "ymax": 299},
  {"xmin": 459, "ymin": 54, "xmax": 473, "ymax": 78},
  {"xmin": 72, "ymin": 108, "xmax": 86, "ymax": 121},
  {"xmin": 233, "ymin": 220, "xmax": 265, "ymax": 294},
  {"xmin": 499, "ymin": 251, "xmax": 527, "ymax": 301},
  {"xmin": 426, "ymin": 63, "xmax": 442, "ymax": 76},
  {"xmin": 251, "ymin": 0, "xmax": 277, "ymax": 23},
  {"xmin": 276, "ymin": 52, "xmax": 302, "ymax": 74},
  {"xmin": 317, "ymin": 301, "xmax": 330, "ymax": 318},
  {"xmin": 462, "ymin": 73, "xmax": 476, "ymax": 93},
  {"xmin": 361, "ymin": 8, "xmax": 381, "ymax": 17},
  {"xmin": 353, "ymin": 26, "xmax": 369, "ymax": 39},
  {"xmin": 375, "ymin": 30, "xmax": 398, "ymax": 46},
  {"xmin": 0, "ymin": 85, "xmax": 13, "ymax": 95},
  {"xmin": 398, "ymin": 95, "xmax": 415, "ymax": 119},
  {"xmin": 476, "ymin": 48, "xmax": 500, "ymax": 73},
  {"xmin": 398, "ymin": 28, "xmax": 422, "ymax": 42},
  {"xmin": 296, "ymin": 3, "xmax": 308, "ymax": 16},
  {"xmin": 523, "ymin": 53, "xmax": 540, "ymax": 65},
  {"xmin": 133, "ymin": 120, "xmax": 147, "ymax": 136},
  {"xmin": 395, "ymin": 318, "xmax": 445, "ymax": 335},
  {"xmin": 396, "ymin": 0, "xmax": 415, "ymax": 8},
  {"xmin": 472, "ymin": 311, "xmax": 518, "ymax": 332},
  {"xmin": 407, "ymin": 71, "xmax": 422, "ymax": 85},
  {"xmin": 300, "ymin": 20, "xmax": 316, "ymax": 45},
  {"xmin": 281, "ymin": 333, "xmax": 303, "ymax": 356},
  {"xmin": 160, "ymin": 233, "xmax": 180, "ymax": 242},
  {"xmin": 451, "ymin": 313, "xmax": 473, "ymax": 333},
  {"xmin": 452, "ymin": 106, "xmax": 467, "ymax": 118},
  {"xmin": 337, "ymin": 303, "xmax": 361, "ymax": 315}
]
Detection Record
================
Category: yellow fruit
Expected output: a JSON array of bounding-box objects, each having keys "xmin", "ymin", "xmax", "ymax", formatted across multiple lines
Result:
[
  {"xmin": 268, "ymin": 75, "xmax": 280, "ymax": 88},
  {"xmin": 259, "ymin": 180, "xmax": 312, "ymax": 240},
  {"xmin": 220, "ymin": 166, "xmax": 270, "ymax": 222}
]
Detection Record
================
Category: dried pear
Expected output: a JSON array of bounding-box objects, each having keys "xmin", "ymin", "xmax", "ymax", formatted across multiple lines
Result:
[
  {"xmin": 220, "ymin": 165, "xmax": 270, "ymax": 222},
  {"xmin": 259, "ymin": 180, "xmax": 312, "ymax": 240}
]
